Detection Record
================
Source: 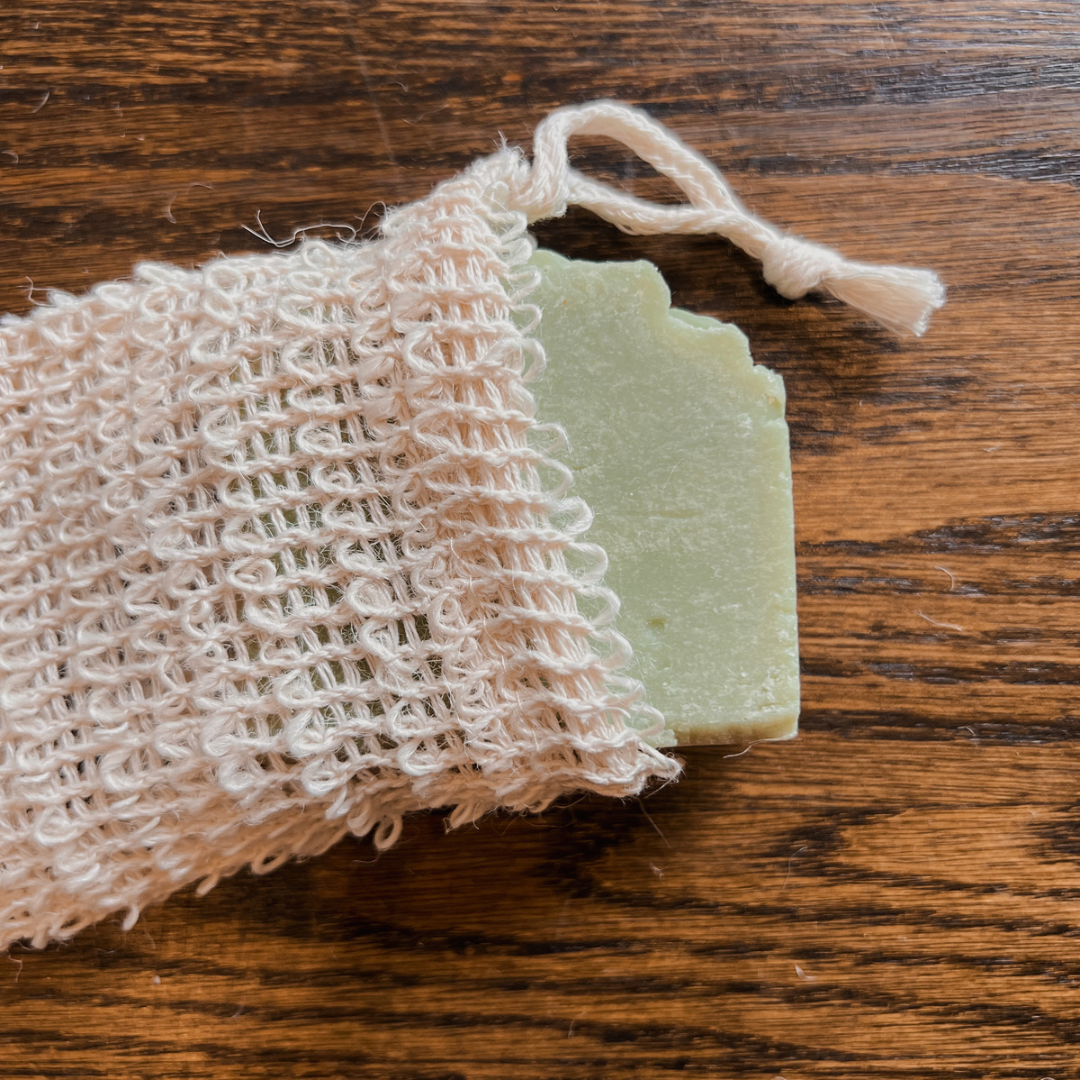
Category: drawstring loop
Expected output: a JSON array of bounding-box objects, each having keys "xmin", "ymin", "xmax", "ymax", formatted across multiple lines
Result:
[{"xmin": 499, "ymin": 101, "xmax": 944, "ymax": 337}]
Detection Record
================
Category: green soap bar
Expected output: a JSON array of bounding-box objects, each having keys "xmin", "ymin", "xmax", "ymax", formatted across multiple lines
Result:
[{"xmin": 528, "ymin": 250, "xmax": 799, "ymax": 747}]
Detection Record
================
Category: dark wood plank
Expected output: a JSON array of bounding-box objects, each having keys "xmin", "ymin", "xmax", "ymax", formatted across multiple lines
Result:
[{"xmin": 2, "ymin": 1, "xmax": 1080, "ymax": 1077}]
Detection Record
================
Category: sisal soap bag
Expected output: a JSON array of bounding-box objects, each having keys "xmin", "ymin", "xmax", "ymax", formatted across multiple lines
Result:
[{"xmin": 0, "ymin": 102, "xmax": 943, "ymax": 948}]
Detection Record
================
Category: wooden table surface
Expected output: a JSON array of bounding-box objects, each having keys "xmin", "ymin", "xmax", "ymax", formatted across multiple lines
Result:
[{"xmin": 3, "ymin": 2, "xmax": 1080, "ymax": 1077}]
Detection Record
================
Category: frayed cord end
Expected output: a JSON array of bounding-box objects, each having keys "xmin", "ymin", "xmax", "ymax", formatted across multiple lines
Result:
[
  {"xmin": 760, "ymin": 232, "xmax": 945, "ymax": 337},
  {"xmin": 822, "ymin": 262, "xmax": 946, "ymax": 338}
]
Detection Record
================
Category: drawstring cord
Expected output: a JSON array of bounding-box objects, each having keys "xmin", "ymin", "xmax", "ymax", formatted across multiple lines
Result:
[{"xmin": 497, "ymin": 101, "xmax": 944, "ymax": 337}]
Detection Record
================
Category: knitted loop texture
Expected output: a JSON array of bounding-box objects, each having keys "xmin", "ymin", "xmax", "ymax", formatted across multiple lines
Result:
[
  {"xmin": 0, "ymin": 102, "xmax": 943, "ymax": 949},
  {"xmin": 0, "ymin": 137, "xmax": 677, "ymax": 951}
]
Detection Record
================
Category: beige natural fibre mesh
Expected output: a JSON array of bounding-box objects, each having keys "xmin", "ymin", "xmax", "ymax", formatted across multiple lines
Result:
[
  {"xmin": 0, "ymin": 101, "xmax": 943, "ymax": 949},
  {"xmin": 0, "ymin": 152, "xmax": 682, "ymax": 949}
]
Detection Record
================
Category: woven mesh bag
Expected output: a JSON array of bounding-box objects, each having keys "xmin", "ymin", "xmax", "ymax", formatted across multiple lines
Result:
[
  {"xmin": 0, "ymin": 102, "xmax": 943, "ymax": 948},
  {"xmin": 0, "ymin": 130, "xmax": 673, "ymax": 950}
]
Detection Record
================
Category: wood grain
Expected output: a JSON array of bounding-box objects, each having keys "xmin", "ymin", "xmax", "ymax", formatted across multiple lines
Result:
[{"xmin": 3, "ymin": 1, "xmax": 1080, "ymax": 1076}]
